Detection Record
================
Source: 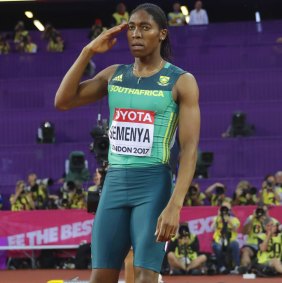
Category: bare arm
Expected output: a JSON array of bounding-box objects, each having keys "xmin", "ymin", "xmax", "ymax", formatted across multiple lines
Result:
[
  {"xmin": 54, "ymin": 23, "xmax": 128, "ymax": 110},
  {"xmin": 156, "ymin": 73, "xmax": 200, "ymax": 242}
]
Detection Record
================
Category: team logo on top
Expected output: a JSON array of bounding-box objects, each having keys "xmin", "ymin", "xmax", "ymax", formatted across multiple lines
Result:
[
  {"xmin": 157, "ymin": 76, "xmax": 170, "ymax": 86},
  {"xmin": 112, "ymin": 74, "xmax": 123, "ymax": 82}
]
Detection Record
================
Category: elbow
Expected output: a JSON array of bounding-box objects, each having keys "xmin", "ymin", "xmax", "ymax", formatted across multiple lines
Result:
[{"xmin": 54, "ymin": 96, "xmax": 70, "ymax": 111}]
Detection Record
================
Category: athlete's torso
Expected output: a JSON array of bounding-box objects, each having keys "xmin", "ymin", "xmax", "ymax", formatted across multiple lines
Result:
[{"xmin": 107, "ymin": 62, "xmax": 186, "ymax": 167}]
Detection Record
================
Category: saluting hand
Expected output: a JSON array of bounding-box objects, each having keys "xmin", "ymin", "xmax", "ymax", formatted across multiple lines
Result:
[{"xmin": 86, "ymin": 23, "xmax": 128, "ymax": 54}]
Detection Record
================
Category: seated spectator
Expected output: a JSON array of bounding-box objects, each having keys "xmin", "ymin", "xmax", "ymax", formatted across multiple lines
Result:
[
  {"xmin": 0, "ymin": 34, "xmax": 10, "ymax": 54},
  {"xmin": 23, "ymin": 35, "xmax": 38, "ymax": 53},
  {"xmin": 189, "ymin": 0, "xmax": 209, "ymax": 25},
  {"xmin": 168, "ymin": 2, "xmax": 186, "ymax": 26},
  {"xmin": 167, "ymin": 223, "xmax": 207, "ymax": 275},
  {"xmin": 88, "ymin": 18, "xmax": 107, "ymax": 40},
  {"xmin": 42, "ymin": 23, "xmax": 60, "ymax": 41},
  {"xmin": 47, "ymin": 34, "xmax": 64, "ymax": 52},
  {"xmin": 112, "ymin": 2, "xmax": 129, "ymax": 26},
  {"xmin": 14, "ymin": 21, "xmax": 28, "ymax": 44},
  {"xmin": 205, "ymin": 182, "xmax": 232, "ymax": 206},
  {"xmin": 211, "ymin": 202, "xmax": 240, "ymax": 274},
  {"xmin": 256, "ymin": 217, "xmax": 282, "ymax": 275},
  {"xmin": 183, "ymin": 183, "xmax": 205, "ymax": 206},
  {"xmin": 10, "ymin": 180, "xmax": 35, "ymax": 211},
  {"xmin": 232, "ymin": 180, "xmax": 258, "ymax": 205},
  {"xmin": 258, "ymin": 175, "xmax": 280, "ymax": 206}
]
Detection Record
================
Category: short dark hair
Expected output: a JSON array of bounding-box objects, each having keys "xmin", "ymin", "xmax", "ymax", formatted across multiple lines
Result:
[{"xmin": 130, "ymin": 3, "xmax": 172, "ymax": 62}]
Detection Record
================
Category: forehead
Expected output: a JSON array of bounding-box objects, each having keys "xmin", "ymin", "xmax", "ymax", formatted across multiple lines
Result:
[{"xmin": 129, "ymin": 9, "xmax": 157, "ymax": 25}]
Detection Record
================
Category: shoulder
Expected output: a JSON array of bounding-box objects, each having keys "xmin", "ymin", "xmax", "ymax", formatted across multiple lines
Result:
[{"xmin": 175, "ymin": 72, "xmax": 199, "ymax": 101}]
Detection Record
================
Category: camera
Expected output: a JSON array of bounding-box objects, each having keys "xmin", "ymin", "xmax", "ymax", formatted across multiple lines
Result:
[
  {"xmin": 255, "ymin": 207, "xmax": 265, "ymax": 218},
  {"xmin": 215, "ymin": 186, "xmax": 225, "ymax": 195},
  {"xmin": 220, "ymin": 206, "xmax": 230, "ymax": 216},
  {"xmin": 188, "ymin": 185, "xmax": 198, "ymax": 197},
  {"xmin": 88, "ymin": 116, "xmax": 109, "ymax": 213},
  {"xmin": 241, "ymin": 186, "xmax": 257, "ymax": 197}
]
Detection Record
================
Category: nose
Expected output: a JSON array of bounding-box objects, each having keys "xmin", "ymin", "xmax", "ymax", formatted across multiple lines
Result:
[{"xmin": 132, "ymin": 27, "xmax": 141, "ymax": 38}]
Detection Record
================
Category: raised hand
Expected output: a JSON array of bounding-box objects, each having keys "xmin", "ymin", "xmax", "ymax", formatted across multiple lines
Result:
[{"xmin": 86, "ymin": 23, "xmax": 128, "ymax": 55}]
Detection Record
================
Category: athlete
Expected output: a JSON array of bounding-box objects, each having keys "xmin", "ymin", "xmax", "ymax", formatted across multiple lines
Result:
[{"xmin": 55, "ymin": 3, "xmax": 200, "ymax": 283}]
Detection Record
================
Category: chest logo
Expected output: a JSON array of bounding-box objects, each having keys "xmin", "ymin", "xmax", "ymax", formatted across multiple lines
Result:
[
  {"xmin": 157, "ymin": 76, "xmax": 170, "ymax": 86},
  {"xmin": 112, "ymin": 74, "xmax": 123, "ymax": 82}
]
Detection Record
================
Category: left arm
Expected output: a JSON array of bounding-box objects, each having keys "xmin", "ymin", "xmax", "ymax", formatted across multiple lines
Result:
[{"xmin": 155, "ymin": 73, "xmax": 200, "ymax": 242}]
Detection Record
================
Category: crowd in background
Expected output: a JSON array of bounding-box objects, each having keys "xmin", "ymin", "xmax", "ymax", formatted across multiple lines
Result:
[{"xmin": 0, "ymin": 1, "xmax": 209, "ymax": 55}]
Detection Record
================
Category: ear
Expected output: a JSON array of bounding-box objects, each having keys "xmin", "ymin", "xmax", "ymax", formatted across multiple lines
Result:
[{"xmin": 160, "ymin": 29, "xmax": 168, "ymax": 41}]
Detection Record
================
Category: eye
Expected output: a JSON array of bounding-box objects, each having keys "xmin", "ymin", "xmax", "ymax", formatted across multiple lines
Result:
[
  {"xmin": 142, "ymin": 25, "xmax": 150, "ymax": 30},
  {"xmin": 128, "ymin": 25, "xmax": 135, "ymax": 31}
]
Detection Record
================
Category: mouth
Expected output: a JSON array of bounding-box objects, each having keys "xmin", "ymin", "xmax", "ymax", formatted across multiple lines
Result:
[{"xmin": 131, "ymin": 43, "xmax": 144, "ymax": 50}]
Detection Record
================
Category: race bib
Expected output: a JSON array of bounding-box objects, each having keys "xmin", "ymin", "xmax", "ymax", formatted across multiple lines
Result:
[{"xmin": 109, "ymin": 108, "xmax": 155, "ymax": 156}]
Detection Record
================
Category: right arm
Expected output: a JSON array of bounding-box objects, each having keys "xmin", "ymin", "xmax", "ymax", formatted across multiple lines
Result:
[{"xmin": 54, "ymin": 23, "xmax": 128, "ymax": 110}]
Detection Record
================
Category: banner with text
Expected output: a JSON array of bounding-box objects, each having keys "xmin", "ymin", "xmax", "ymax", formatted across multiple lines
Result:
[{"xmin": 1, "ymin": 206, "xmax": 282, "ymax": 252}]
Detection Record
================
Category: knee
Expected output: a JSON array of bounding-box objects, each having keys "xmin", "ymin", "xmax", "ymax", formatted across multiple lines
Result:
[{"xmin": 135, "ymin": 267, "xmax": 158, "ymax": 283}]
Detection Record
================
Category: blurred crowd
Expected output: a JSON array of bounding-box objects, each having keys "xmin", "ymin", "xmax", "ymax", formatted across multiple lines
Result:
[{"xmin": 0, "ymin": 1, "xmax": 209, "ymax": 55}]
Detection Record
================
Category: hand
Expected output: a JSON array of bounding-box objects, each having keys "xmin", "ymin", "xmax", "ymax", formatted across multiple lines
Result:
[
  {"xmin": 155, "ymin": 203, "xmax": 180, "ymax": 242},
  {"xmin": 86, "ymin": 23, "xmax": 128, "ymax": 54}
]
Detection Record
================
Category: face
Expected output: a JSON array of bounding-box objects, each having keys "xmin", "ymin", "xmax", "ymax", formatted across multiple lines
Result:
[
  {"xmin": 195, "ymin": 1, "xmax": 202, "ymax": 10},
  {"xmin": 173, "ymin": 3, "xmax": 181, "ymax": 12},
  {"xmin": 127, "ymin": 10, "xmax": 166, "ymax": 58},
  {"xmin": 28, "ymin": 173, "xmax": 37, "ymax": 185}
]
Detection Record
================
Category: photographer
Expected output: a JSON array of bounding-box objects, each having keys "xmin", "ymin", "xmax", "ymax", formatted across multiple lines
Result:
[
  {"xmin": 255, "ymin": 217, "xmax": 282, "ymax": 275},
  {"xmin": 274, "ymin": 171, "xmax": 282, "ymax": 205},
  {"xmin": 59, "ymin": 181, "xmax": 86, "ymax": 209},
  {"xmin": 205, "ymin": 182, "xmax": 232, "ymax": 206},
  {"xmin": 167, "ymin": 223, "xmax": 207, "ymax": 275},
  {"xmin": 259, "ymin": 175, "xmax": 280, "ymax": 206},
  {"xmin": 183, "ymin": 183, "xmax": 205, "ymax": 206},
  {"xmin": 232, "ymin": 180, "xmax": 258, "ymax": 206},
  {"xmin": 10, "ymin": 180, "xmax": 35, "ymax": 211},
  {"xmin": 240, "ymin": 204, "xmax": 272, "ymax": 271},
  {"xmin": 211, "ymin": 202, "xmax": 240, "ymax": 274}
]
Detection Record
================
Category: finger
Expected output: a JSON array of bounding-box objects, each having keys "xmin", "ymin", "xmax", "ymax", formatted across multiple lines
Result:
[
  {"xmin": 154, "ymin": 217, "xmax": 161, "ymax": 236},
  {"xmin": 157, "ymin": 222, "xmax": 169, "ymax": 242},
  {"xmin": 106, "ymin": 23, "xmax": 128, "ymax": 37},
  {"xmin": 108, "ymin": 38, "xmax": 117, "ymax": 49}
]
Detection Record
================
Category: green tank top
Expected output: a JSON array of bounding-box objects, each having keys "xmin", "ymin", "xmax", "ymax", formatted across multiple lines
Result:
[{"xmin": 107, "ymin": 62, "xmax": 186, "ymax": 167}]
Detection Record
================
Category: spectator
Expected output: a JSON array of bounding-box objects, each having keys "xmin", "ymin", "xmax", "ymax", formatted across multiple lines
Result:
[
  {"xmin": 88, "ymin": 19, "xmax": 107, "ymax": 40},
  {"xmin": 205, "ymin": 182, "xmax": 232, "ymax": 206},
  {"xmin": 112, "ymin": 2, "xmax": 129, "ymax": 26},
  {"xmin": 189, "ymin": 0, "xmax": 209, "ymax": 25},
  {"xmin": 42, "ymin": 23, "xmax": 60, "ymax": 41},
  {"xmin": 47, "ymin": 34, "xmax": 64, "ymax": 52},
  {"xmin": 168, "ymin": 2, "xmax": 186, "ymax": 26},
  {"xmin": 232, "ymin": 180, "xmax": 258, "ymax": 205},
  {"xmin": 259, "ymin": 175, "xmax": 280, "ymax": 206},
  {"xmin": 167, "ymin": 223, "xmax": 207, "ymax": 275},
  {"xmin": 14, "ymin": 21, "xmax": 28, "ymax": 44},
  {"xmin": 0, "ymin": 34, "xmax": 10, "ymax": 54},
  {"xmin": 10, "ymin": 180, "xmax": 35, "ymax": 211},
  {"xmin": 211, "ymin": 202, "xmax": 240, "ymax": 274},
  {"xmin": 23, "ymin": 35, "xmax": 38, "ymax": 53},
  {"xmin": 183, "ymin": 183, "xmax": 206, "ymax": 206}
]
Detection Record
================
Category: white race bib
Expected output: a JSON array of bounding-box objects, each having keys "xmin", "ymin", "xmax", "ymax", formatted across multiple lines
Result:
[{"xmin": 109, "ymin": 108, "xmax": 155, "ymax": 156}]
